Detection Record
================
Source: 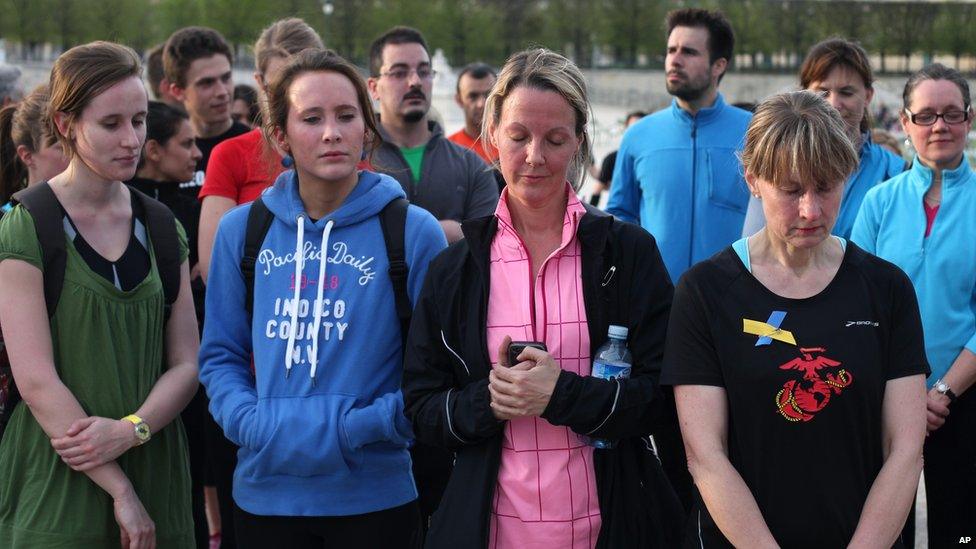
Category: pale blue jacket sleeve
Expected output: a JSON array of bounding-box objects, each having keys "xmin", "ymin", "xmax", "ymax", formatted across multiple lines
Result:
[
  {"xmin": 606, "ymin": 134, "xmax": 640, "ymax": 224},
  {"xmin": 850, "ymin": 187, "xmax": 883, "ymax": 254}
]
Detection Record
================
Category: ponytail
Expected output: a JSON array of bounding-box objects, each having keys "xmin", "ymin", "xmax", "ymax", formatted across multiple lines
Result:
[{"xmin": 0, "ymin": 103, "xmax": 28, "ymax": 205}]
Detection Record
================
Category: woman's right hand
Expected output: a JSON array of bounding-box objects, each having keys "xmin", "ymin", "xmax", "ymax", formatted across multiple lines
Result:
[{"xmin": 113, "ymin": 489, "xmax": 156, "ymax": 549}]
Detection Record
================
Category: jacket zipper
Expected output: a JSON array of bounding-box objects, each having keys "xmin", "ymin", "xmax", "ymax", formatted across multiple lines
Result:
[{"xmin": 689, "ymin": 119, "xmax": 698, "ymax": 271}]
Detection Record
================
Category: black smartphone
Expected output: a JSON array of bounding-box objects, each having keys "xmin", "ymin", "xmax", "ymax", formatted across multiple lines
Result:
[{"xmin": 507, "ymin": 341, "xmax": 547, "ymax": 366}]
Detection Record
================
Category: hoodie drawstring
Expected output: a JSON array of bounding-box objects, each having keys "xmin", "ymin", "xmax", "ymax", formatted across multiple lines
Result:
[
  {"xmin": 284, "ymin": 215, "xmax": 305, "ymax": 377},
  {"xmin": 308, "ymin": 220, "xmax": 334, "ymax": 385}
]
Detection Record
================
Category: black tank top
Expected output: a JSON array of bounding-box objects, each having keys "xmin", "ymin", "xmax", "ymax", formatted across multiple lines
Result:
[{"xmin": 61, "ymin": 192, "xmax": 150, "ymax": 292}]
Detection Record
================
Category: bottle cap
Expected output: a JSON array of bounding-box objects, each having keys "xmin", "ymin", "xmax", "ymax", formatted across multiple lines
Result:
[{"xmin": 608, "ymin": 325, "xmax": 628, "ymax": 339}]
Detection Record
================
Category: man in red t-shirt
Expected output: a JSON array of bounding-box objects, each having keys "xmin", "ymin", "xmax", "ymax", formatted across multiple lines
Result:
[{"xmin": 447, "ymin": 62, "xmax": 497, "ymax": 165}]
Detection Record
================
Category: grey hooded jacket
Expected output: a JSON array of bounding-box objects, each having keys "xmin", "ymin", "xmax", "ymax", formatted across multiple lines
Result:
[{"xmin": 371, "ymin": 119, "xmax": 499, "ymax": 222}]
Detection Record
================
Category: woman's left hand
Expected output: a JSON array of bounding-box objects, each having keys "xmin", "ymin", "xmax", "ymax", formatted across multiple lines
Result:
[
  {"xmin": 51, "ymin": 417, "xmax": 138, "ymax": 471},
  {"xmin": 489, "ymin": 343, "xmax": 561, "ymax": 419}
]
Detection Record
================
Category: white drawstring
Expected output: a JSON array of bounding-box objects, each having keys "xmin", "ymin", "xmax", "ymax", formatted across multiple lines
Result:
[
  {"xmin": 284, "ymin": 215, "xmax": 305, "ymax": 377},
  {"xmin": 308, "ymin": 220, "xmax": 334, "ymax": 385}
]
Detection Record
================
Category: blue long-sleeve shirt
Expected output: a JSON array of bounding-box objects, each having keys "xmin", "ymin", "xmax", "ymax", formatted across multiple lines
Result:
[
  {"xmin": 742, "ymin": 137, "xmax": 905, "ymax": 239},
  {"xmin": 851, "ymin": 156, "xmax": 976, "ymax": 384},
  {"xmin": 606, "ymin": 93, "xmax": 752, "ymax": 281}
]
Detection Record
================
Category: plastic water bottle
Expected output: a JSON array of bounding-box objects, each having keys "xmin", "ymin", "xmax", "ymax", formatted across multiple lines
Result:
[{"xmin": 588, "ymin": 325, "xmax": 631, "ymax": 449}]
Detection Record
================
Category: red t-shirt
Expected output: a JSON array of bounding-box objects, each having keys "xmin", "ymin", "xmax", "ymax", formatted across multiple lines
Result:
[
  {"xmin": 447, "ymin": 129, "xmax": 497, "ymax": 165},
  {"xmin": 199, "ymin": 129, "xmax": 283, "ymax": 205}
]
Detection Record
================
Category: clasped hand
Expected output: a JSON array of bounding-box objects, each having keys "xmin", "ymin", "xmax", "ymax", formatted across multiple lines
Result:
[
  {"xmin": 51, "ymin": 416, "xmax": 138, "ymax": 471},
  {"xmin": 489, "ymin": 336, "xmax": 561, "ymax": 420}
]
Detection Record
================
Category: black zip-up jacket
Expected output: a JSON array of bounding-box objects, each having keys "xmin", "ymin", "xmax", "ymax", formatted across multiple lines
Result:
[{"xmin": 403, "ymin": 205, "xmax": 684, "ymax": 548}]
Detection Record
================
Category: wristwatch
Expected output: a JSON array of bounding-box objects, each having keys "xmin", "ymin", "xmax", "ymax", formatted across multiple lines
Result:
[
  {"xmin": 933, "ymin": 379, "xmax": 957, "ymax": 403},
  {"xmin": 122, "ymin": 414, "xmax": 152, "ymax": 445}
]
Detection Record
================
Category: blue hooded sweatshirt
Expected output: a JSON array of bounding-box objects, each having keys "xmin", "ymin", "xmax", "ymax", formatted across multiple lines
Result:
[
  {"xmin": 741, "ymin": 137, "xmax": 905, "ymax": 239},
  {"xmin": 851, "ymin": 155, "xmax": 976, "ymax": 385},
  {"xmin": 199, "ymin": 170, "xmax": 446, "ymax": 516},
  {"xmin": 606, "ymin": 93, "xmax": 752, "ymax": 282}
]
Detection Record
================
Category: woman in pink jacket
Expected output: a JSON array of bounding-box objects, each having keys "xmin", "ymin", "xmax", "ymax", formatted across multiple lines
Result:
[{"xmin": 403, "ymin": 48, "xmax": 681, "ymax": 549}]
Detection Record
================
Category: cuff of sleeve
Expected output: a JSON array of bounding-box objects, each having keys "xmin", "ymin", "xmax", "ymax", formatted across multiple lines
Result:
[
  {"xmin": 471, "ymin": 378, "xmax": 503, "ymax": 434},
  {"xmin": 965, "ymin": 334, "xmax": 976, "ymax": 355},
  {"xmin": 541, "ymin": 370, "xmax": 577, "ymax": 424},
  {"xmin": 344, "ymin": 401, "xmax": 393, "ymax": 451}
]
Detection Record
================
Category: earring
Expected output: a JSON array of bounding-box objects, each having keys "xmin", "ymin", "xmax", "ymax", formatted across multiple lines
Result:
[
  {"xmin": 904, "ymin": 138, "xmax": 911, "ymax": 148},
  {"xmin": 281, "ymin": 155, "xmax": 294, "ymax": 168}
]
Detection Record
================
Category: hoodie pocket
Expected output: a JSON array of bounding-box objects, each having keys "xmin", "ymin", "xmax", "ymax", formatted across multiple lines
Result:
[
  {"xmin": 250, "ymin": 394, "xmax": 363, "ymax": 478},
  {"xmin": 706, "ymin": 149, "xmax": 749, "ymax": 213}
]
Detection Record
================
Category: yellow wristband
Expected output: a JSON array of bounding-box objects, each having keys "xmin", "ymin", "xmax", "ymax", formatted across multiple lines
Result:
[{"xmin": 121, "ymin": 414, "xmax": 143, "ymax": 425}]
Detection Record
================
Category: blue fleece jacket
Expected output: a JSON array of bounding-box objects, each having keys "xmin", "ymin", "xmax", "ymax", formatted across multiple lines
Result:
[
  {"xmin": 851, "ymin": 156, "xmax": 976, "ymax": 385},
  {"xmin": 606, "ymin": 93, "xmax": 752, "ymax": 282},
  {"xmin": 741, "ymin": 137, "xmax": 905, "ymax": 239},
  {"xmin": 199, "ymin": 170, "xmax": 446, "ymax": 516}
]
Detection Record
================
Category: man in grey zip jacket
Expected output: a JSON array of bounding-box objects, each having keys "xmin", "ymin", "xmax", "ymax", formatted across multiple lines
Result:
[{"xmin": 368, "ymin": 26, "xmax": 499, "ymax": 244}]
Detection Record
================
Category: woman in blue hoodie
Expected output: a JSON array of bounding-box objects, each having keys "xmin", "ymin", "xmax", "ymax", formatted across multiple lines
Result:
[
  {"xmin": 199, "ymin": 49, "xmax": 446, "ymax": 548},
  {"xmin": 852, "ymin": 64, "xmax": 976, "ymax": 548}
]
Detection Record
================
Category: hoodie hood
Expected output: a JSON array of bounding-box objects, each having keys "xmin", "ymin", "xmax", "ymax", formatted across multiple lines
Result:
[{"xmin": 263, "ymin": 169, "xmax": 406, "ymax": 229}]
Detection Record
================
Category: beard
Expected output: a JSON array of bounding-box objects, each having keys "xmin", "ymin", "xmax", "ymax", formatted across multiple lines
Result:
[
  {"xmin": 403, "ymin": 108, "xmax": 426, "ymax": 124},
  {"xmin": 666, "ymin": 74, "xmax": 711, "ymax": 102}
]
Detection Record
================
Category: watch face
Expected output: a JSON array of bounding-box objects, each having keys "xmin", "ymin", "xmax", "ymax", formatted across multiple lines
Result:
[
  {"xmin": 936, "ymin": 382, "xmax": 949, "ymax": 393},
  {"xmin": 135, "ymin": 424, "xmax": 151, "ymax": 440}
]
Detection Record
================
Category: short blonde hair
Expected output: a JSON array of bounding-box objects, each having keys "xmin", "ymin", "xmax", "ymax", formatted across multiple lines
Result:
[
  {"xmin": 483, "ymin": 48, "xmax": 591, "ymax": 190},
  {"xmin": 741, "ymin": 91, "xmax": 857, "ymax": 189}
]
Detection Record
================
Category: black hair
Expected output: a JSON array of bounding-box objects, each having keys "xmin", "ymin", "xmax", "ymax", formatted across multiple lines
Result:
[
  {"xmin": 234, "ymin": 84, "xmax": 260, "ymax": 126},
  {"xmin": 666, "ymin": 8, "xmax": 735, "ymax": 74},
  {"xmin": 138, "ymin": 100, "xmax": 189, "ymax": 170},
  {"xmin": 368, "ymin": 26, "xmax": 429, "ymax": 77},
  {"xmin": 456, "ymin": 62, "xmax": 496, "ymax": 94}
]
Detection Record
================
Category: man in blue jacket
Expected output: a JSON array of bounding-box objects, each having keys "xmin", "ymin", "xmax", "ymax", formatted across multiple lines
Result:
[
  {"xmin": 606, "ymin": 7, "xmax": 751, "ymax": 516},
  {"xmin": 607, "ymin": 8, "xmax": 752, "ymax": 283}
]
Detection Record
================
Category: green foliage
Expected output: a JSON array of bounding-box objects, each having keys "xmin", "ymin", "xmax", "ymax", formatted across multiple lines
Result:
[{"xmin": 0, "ymin": 0, "xmax": 974, "ymax": 73}]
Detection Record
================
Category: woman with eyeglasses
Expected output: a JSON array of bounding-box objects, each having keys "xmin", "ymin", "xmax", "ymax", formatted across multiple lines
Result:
[
  {"xmin": 742, "ymin": 38, "xmax": 905, "ymax": 239},
  {"xmin": 852, "ymin": 63, "xmax": 976, "ymax": 547}
]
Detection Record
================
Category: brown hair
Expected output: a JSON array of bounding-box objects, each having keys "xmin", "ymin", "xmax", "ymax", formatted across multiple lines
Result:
[
  {"xmin": 903, "ymin": 63, "xmax": 971, "ymax": 110},
  {"xmin": 163, "ymin": 26, "xmax": 232, "ymax": 88},
  {"xmin": 799, "ymin": 38, "xmax": 874, "ymax": 134},
  {"xmin": 741, "ymin": 91, "xmax": 857, "ymax": 190},
  {"xmin": 483, "ymin": 48, "xmax": 591, "ymax": 190},
  {"xmin": 254, "ymin": 18, "xmax": 324, "ymax": 76},
  {"xmin": 48, "ymin": 41, "xmax": 142, "ymax": 157},
  {"xmin": 0, "ymin": 85, "xmax": 55, "ymax": 203},
  {"xmin": 264, "ymin": 49, "xmax": 381, "ymax": 166}
]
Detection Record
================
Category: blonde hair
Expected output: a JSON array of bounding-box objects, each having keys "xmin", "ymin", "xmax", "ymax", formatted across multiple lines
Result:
[
  {"xmin": 741, "ymin": 91, "xmax": 857, "ymax": 189},
  {"xmin": 254, "ymin": 18, "xmax": 324, "ymax": 76},
  {"xmin": 49, "ymin": 41, "xmax": 142, "ymax": 157},
  {"xmin": 482, "ymin": 48, "xmax": 591, "ymax": 190}
]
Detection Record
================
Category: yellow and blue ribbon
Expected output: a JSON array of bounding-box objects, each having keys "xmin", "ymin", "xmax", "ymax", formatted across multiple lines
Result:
[{"xmin": 743, "ymin": 311, "xmax": 796, "ymax": 346}]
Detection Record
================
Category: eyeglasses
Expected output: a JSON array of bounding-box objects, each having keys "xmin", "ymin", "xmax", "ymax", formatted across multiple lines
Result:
[
  {"xmin": 379, "ymin": 67, "xmax": 437, "ymax": 81},
  {"xmin": 904, "ymin": 108, "xmax": 970, "ymax": 126}
]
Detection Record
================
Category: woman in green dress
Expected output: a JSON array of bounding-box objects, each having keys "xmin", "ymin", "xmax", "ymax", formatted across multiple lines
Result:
[{"xmin": 0, "ymin": 41, "xmax": 199, "ymax": 548}]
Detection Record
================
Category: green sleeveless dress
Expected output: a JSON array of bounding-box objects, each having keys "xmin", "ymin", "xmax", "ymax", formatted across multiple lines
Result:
[{"xmin": 0, "ymin": 205, "xmax": 194, "ymax": 548}]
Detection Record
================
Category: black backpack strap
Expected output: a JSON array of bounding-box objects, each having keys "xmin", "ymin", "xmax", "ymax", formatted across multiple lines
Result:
[
  {"xmin": 380, "ymin": 198, "xmax": 411, "ymax": 348},
  {"xmin": 242, "ymin": 197, "xmax": 275, "ymax": 320},
  {"xmin": 11, "ymin": 182, "xmax": 66, "ymax": 317},
  {"xmin": 129, "ymin": 187, "xmax": 181, "ymax": 322}
]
